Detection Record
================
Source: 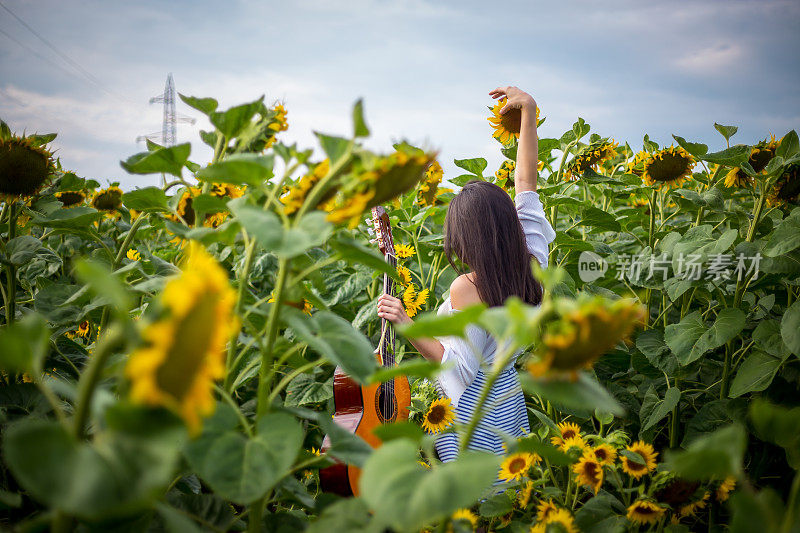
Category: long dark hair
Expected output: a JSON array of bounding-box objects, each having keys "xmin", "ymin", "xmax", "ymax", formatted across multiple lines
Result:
[{"xmin": 443, "ymin": 180, "xmax": 543, "ymax": 307}]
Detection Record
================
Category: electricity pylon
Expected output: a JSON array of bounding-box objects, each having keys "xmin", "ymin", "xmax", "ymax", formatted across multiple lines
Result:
[{"xmin": 136, "ymin": 73, "xmax": 195, "ymax": 186}]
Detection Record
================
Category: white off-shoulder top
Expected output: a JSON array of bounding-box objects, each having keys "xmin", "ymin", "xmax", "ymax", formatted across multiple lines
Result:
[{"xmin": 434, "ymin": 190, "xmax": 556, "ymax": 406}]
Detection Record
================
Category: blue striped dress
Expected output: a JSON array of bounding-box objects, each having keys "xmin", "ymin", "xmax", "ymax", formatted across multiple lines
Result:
[{"xmin": 433, "ymin": 190, "xmax": 556, "ymax": 462}]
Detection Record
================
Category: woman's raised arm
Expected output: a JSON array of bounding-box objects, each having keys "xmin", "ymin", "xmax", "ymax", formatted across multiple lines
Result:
[{"xmin": 489, "ymin": 86, "xmax": 538, "ymax": 192}]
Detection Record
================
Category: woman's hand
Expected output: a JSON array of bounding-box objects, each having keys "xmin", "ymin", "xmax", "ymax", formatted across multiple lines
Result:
[
  {"xmin": 377, "ymin": 294, "xmax": 413, "ymax": 326},
  {"xmin": 489, "ymin": 86, "xmax": 536, "ymax": 115},
  {"xmin": 490, "ymin": 85, "xmax": 539, "ymax": 192}
]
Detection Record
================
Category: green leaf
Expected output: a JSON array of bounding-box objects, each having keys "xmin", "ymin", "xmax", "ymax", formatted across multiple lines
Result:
[
  {"xmin": 190, "ymin": 193, "xmax": 229, "ymax": 214},
  {"xmin": 283, "ymin": 310, "xmax": 378, "ymax": 384},
  {"xmin": 663, "ymin": 424, "xmax": 746, "ymax": 480},
  {"xmin": 752, "ymin": 319, "xmax": 788, "ymax": 357},
  {"xmin": 120, "ymin": 143, "xmax": 191, "ymax": 177},
  {"xmin": 185, "ymin": 412, "xmax": 302, "ymax": 505},
  {"xmin": 359, "ymin": 439, "xmax": 501, "ymax": 532},
  {"xmin": 516, "ymin": 436, "xmax": 574, "ymax": 466},
  {"xmin": 672, "ymin": 135, "xmax": 708, "ymax": 157},
  {"xmin": 371, "ymin": 421, "xmax": 424, "ymax": 444},
  {"xmin": 315, "ymin": 133, "xmax": 351, "ymax": 165},
  {"xmin": 195, "ymin": 153, "xmax": 274, "ymax": 187},
  {"xmin": 574, "ymin": 492, "xmax": 627, "ymax": 533},
  {"xmin": 701, "ymin": 144, "xmax": 750, "ymax": 166},
  {"xmin": 729, "ymin": 489, "xmax": 785, "ymax": 533},
  {"xmin": 306, "ymin": 498, "xmax": 373, "ymax": 533},
  {"xmin": 453, "ymin": 157, "xmax": 487, "ymax": 177},
  {"xmin": 329, "ymin": 236, "xmax": 400, "ymax": 283},
  {"xmin": 229, "ymin": 200, "xmax": 332, "ymax": 258},
  {"xmin": 714, "ymin": 123, "xmax": 738, "ymax": 143},
  {"xmin": 781, "ymin": 300, "xmax": 800, "ymax": 356},
  {"xmin": 479, "ymin": 493, "xmax": 514, "ymax": 517},
  {"xmin": 122, "ymin": 187, "xmax": 169, "ymax": 212},
  {"xmin": 776, "ymin": 130, "xmax": 799, "ymax": 159},
  {"xmin": 636, "ymin": 329, "xmax": 677, "ymax": 374},
  {"xmin": 682, "ymin": 400, "xmax": 730, "ymax": 446},
  {"xmin": 764, "ymin": 211, "xmax": 800, "ymax": 257},
  {"xmin": 30, "ymin": 206, "xmax": 102, "ymax": 229},
  {"xmin": 352, "ymin": 98, "xmax": 370, "ymax": 138},
  {"xmin": 579, "ymin": 206, "xmax": 621, "ymax": 232},
  {"xmin": 664, "ymin": 311, "xmax": 706, "ymax": 366},
  {"xmin": 178, "ymin": 94, "xmax": 219, "ymax": 116},
  {"xmin": 284, "ymin": 373, "xmax": 333, "ymax": 407},
  {"xmin": 643, "ymin": 387, "xmax": 681, "ymax": 431},
  {"xmin": 0, "ymin": 312, "xmax": 50, "ymax": 375},
  {"xmin": 399, "ymin": 303, "xmax": 487, "ymax": 338},
  {"xmin": 688, "ymin": 308, "xmax": 745, "ymax": 364},
  {"xmin": 73, "ymin": 257, "xmax": 134, "ymax": 314},
  {"xmin": 748, "ymin": 399, "xmax": 800, "ymax": 469},
  {"xmin": 729, "ymin": 350, "xmax": 786, "ymax": 398},
  {"xmin": 520, "ymin": 372, "xmax": 625, "ymax": 416},
  {"xmin": 209, "ymin": 97, "xmax": 264, "ymax": 139},
  {"xmin": 5, "ymin": 236, "xmax": 42, "ymax": 266}
]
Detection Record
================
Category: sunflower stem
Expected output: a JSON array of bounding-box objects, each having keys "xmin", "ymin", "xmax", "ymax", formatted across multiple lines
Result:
[
  {"xmin": 669, "ymin": 377, "xmax": 681, "ymax": 448},
  {"xmin": 4, "ymin": 201, "xmax": 17, "ymax": 325},
  {"xmin": 256, "ymin": 257, "xmax": 290, "ymax": 419},
  {"xmin": 72, "ymin": 322, "xmax": 126, "ymax": 439},
  {"xmin": 98, "ymin": 213, "xmax": 150, "ymax": 335},
  {"xmin": 224, "ymin": 232, "xmax": 258, "ymax": 389},
  {"xmin": 247, "ymin": 491, "xmax": 268, "ymax": 533}
]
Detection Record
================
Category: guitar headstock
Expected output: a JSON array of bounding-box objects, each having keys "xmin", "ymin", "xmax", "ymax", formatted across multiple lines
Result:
[{"xmin": 371, "ymin": 206, "xmax": 394, "ymax": 257}]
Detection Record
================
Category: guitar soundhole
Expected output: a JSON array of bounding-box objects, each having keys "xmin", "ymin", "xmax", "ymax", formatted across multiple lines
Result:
[{"xmin": 375, "ymin": 384, "xmax": 397, "ymax": 422}]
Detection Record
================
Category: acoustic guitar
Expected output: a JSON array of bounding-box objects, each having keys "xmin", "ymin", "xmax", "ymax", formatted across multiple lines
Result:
[{"xmin": 319, "ymin": 205, "xmax": 412, "ymax": 496}]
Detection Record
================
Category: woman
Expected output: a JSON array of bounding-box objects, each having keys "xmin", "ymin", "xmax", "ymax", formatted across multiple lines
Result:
[{"xmin": 377, "ymin": 86, "xmax": 555, "ymax": 461}]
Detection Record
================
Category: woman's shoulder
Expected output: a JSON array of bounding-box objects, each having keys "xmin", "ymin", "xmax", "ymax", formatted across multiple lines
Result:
[{"xmin": 449, "ymin": 273, "xmax": 482, "ymax": 310}]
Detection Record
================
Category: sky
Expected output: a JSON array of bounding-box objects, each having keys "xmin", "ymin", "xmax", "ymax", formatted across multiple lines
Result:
[{"xmin": 1, "ymin": 0, "xmax": 799, "ymax": 191}]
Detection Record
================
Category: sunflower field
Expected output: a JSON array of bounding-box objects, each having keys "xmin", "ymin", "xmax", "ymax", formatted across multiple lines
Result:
[{"xmin": 0, "ymin": 92, "xmax": 799, "ymax": 533}]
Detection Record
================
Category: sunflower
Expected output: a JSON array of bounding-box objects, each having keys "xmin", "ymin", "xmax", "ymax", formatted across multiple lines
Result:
[
  {"xmin": 488, "ymin": 99, "xmax": 540, "ymax": 145},
  {"xmin": 641, "ymin": 145, "xmax": 695, "ymax": 189},
  {"xmin": 421, "ymin": 397, "xmax": 455, "ymax": 434},
  {"xmin": 767, "ymin": 163, "xmax": 800, "ymax": 206},
  {"xmin": 397, "ymin": 265, "xmax": 412, "ymax": 286},
  {"xmin": 0, "ymin": 135, "xmax": 55, "ymax": 202},
  {"xmin": 564, "ymin": 139, "xmax": 619, "ymax": 180},
  {"xmin": 55, "ymin": 190, "xmax": 86, "ymax": 208},
  {"xmin": 495, "ymin": 160, "xmax": 516, "ymax": 189},
  {"xmin": 130, "ymin": 208, "xmax": 142, "ymax": 221},
  {"xmin": 621, "ymin": 441, "xmax": 658, "ymax": 479},
  {"xmin": 573, "ymin": 453, "xmax": 603, "ymax": 494},
  {"xmin": 402, "ymin": 284, "xmax": 429, "ymax": 318},
  {"xmin": 417, "ymin": 160, "xmax": 443, "ymax": 207},
  {"xmin": 558, "ymin": 435, "xmax": 587, "ymax": 454},
  {"xmin": 499, "ymin": 452, "xmax": 536, "ymax": 482},
  {"xmin": 724, "ymin": 134, "xmax": 779, "ymax": 188},
  {"xmin": 531, "ymin": 508, "xmax": 577, "ymax": 533},
  {"xmin": 716, "ymin": 476, "xmax": 736, "ymax": 502},
  {"xmin": 627, "ymin": 193, "xmax": 650, "ymax": 209},
  {"xmin": 550, "ymin": 421, "xmax": 581, "ymax": 447},
  {"xmin": 626, "ymin": 499, "xmax": 665, "ymax": 525},
  {"xmin": 590, "ymin": 443, "xmax": 617, "ymax": 466},
  {"xmin": 125, "ymin": 240, "xmax": 240, "ymax": 435},
  {"xmin": 127, "ymin": 249, "xmax": 141, "ymax": 261},
  {"xmin": 528, "ymin": 296, "xmax": 645, "ymax": 379},
  {"xmin": 281, "ymin": 159, "xmax": 330, "ymax": 215},
  {"xmin": 395, "ymin": 243, "xmax": 416, "ymax": 259},
  {"xmin": 203, "ymin": 211, "xmax": 228, "ymax": 228},
  {"xmin": 325, "ymin": 189, "xmax": 375, "ymax": 229},
  {"xmin": 66, "ymin": 320, "xmax": 91, "ymax": 339},
  {"xmin": 170, "ymin": 186, "xmax": 201, "ymax": 226},
  {"xmin": 626, "ymin": 150, "xmax": 650, "ymax": 177},
  {"xmin": 451, "ymin": 508, "xmax": 478, "ymax": 530},
  {"xmin": 91, "ymin": 185, "xmax": 124, "ymax": 221},
  {"xmin": 536, "ymin": 499, "xmax": 558, "ymax": 522},
  {"xmin": 677, "ymin": 491, "xmax": 709, "ymax": 518},
  {"xmin": 517, "ymin": 480, "xmax": 534, "ymax": 508},
  {"xmin": 268, "ymin": 103, "xmax": 289, "ymax": 133}
]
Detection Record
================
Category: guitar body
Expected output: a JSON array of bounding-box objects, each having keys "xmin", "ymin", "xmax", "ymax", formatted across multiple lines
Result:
[
  {"xmin": 320, "ymin": 205, "xmax": 412, "ymax": 497},
  {"xmin": 320, "ymin": 353, "xmax": 411, "ymax": 496}
]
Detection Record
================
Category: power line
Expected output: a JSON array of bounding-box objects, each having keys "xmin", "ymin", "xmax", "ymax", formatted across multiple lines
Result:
[
  {"xmin": 0, "ymin": 26, "xmax": 89, "ymax": 84},
  {"xmin": 0, "ymin": 0, "xmax": 133, "ymax": 103}
]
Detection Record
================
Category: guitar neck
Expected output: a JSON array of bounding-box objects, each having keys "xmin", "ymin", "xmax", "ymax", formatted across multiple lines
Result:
[{"xmin": 372, "ymin": 205, "xmax": 397, "ymax": 368}]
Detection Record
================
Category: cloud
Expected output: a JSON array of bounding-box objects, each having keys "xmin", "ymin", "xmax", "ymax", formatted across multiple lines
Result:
[{"xmin": 672, "ymin": 44, "xmax": 744, "ymax": 75}]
